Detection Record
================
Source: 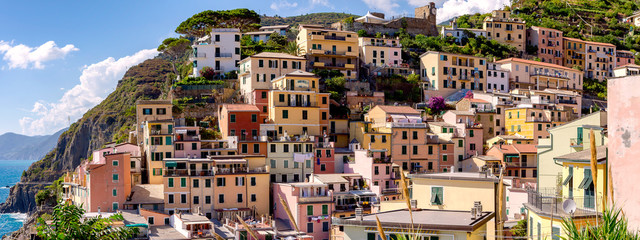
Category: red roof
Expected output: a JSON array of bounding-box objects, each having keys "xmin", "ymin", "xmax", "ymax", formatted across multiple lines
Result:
[
  {"xmin": 513, "ymin": 144, "xmax": 537, "ymax": 153},
  {"xmin": 496, "ymin": 58, "xmax": 578, "ymax": 72},
  {"xmin": 468, "ymin": 98, "xmax": 489, "ymax": 103}
]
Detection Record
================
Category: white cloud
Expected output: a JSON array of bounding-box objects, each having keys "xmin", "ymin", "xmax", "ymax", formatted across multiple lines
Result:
[
  {"xmin": 436, "ymin": 0, "xmax": 510, "ymax": 23},
  {"xmin": 311, "ymin": 0, "xmax": 330, "ymax": 7},
  {"xmin": 362, "ymin": 0, "xmax": 401, "ymax": 16},
  {"xmin": 19, "ymin": 49, "xmax": 158, "ymax": 135},
  {"xmin": 270, "ymin": 0, "xmax": 298, "ymax": 11},
  {"xmin": 0, "ymin": 40, "xmax": 78, "ymax": 69}
]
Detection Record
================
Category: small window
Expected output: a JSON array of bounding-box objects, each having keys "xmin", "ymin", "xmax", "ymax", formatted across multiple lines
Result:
[
  {"xmin": 112, "ymin": 160, "xmax": 118, "ymax": 166},
  {"xmin": 431, "ymin": 186, "xmax": 443, "ymax": 205}
]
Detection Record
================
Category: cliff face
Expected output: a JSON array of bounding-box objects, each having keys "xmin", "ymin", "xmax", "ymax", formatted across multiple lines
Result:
[{"xmin": 0, "ymin": 57, "xmax": 173, "ymax": 213}]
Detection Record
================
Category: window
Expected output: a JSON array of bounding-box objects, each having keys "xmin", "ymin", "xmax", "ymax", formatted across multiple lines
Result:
[
  {"xmin": 402, "ymin": 146, "xmax": 407, "ymax": 155},
  {"xmin": 412, "ymin": 131, "xmax": 418, "ymax": 139},
  {"xmin": 443, "ymin": 155, "xmax": 448, "ymax": 162},
  {"xmin": 469, "ymin": 129, "xmax": 474, "ymax": 137},
  {"xmin": 279, "ymin": 94, "xmax": 285, "ymax": 102},
  {"xmin": 193, "ymin": 179, "xmax": 199, "ymax": 188},
  {"xmin": 112, "ymin": 160, "xmax": 118, "ymax": 166},
  {"xmin": 282, "ymin": 110, "xmax": 289, "ymax": 119},
  {"xmin": 236, "ymin": 177, "xmax": 245, "ymax": 186},
  {"xmin": 168, "ymin": 178, "xmax": 174, "ymax": 188},
  {"xmin": 402, "ymin": 131, "xmax": 407, "ymax": 139},
  {"xmin": 142, "ymin": 108, "xmax": 152, "ymax": 115},
  {"xmin": 217, "ymin": 177, "xmax": 226, "ymax": 187},
  {"xmin": 322, "ymin": 204, "xmax": 328, "ymax": 214},
  {"xmin": 284, "ymin": 144, "xmax": 289, "ymax": 152},
  {"xmin": 205, "ymin": 179, "xmax": 211, "ymax": 188},
  {"xmin": 112, "ymin": 174, "xmax": 119, "ymax": 181},
  {"xmin": 302, "ymin": 110, "xmax": 308, "ymax": 120},
  {"xmin": 112, "ymin": 188, "xmax": 117, "ymax": 197},
  {"xmin": 181, "ymin": 194, "xmax": 187, "ymax": 204},
  {"xmin": 382, "ymin": 135, "xmax": 387, "ymax": 143},
  {"xmin": 259, "ymin": 60, "xmax": 264, "ymax": 67},
  {"xmin": 322, "ymin": 221, "xmax": 329, "ymax": 232},
  {"xmin": 307, "ymin": 205, "xmax": 314, "ymax": 215},
  {"xmin": 270, "ymin": 159, "xmax": 276, "ymax": 168},
  {"xmin": 205, "ymin": 196, "xmax": 211, "ymax": 204},
  {"xmin": 431, "ymin": 186, "xmax": 443, "ymax": 205},
  {"xmin": 130, "ymin": 161, "xmax": 135, "ymax": 168},
  {"xmin": 413, "ymin": 146, "xmax": 418, "ymax": 155},
  {"xmin": 307, "ymin": 222, "xmax": 314, "ymax": 233},
  {"xmin": 428, "ymin": 146, "xmax": 433, "ymax": 154},
  {"xmin": 180, "ymin": 178, "xmax": 186, "ymax": 187},
  {"xmin": 193, "ymin": 196, "xmax": 199, "ymax": 204},
  {"xmin": 168, "ymin": 194, "xmax": 174, "ymax": 204},
  {"xmin": 470, "ymin": 144, "xmax": 476, "ymax": 150},
  {"xmin": 218, "ymin": 194, "xmax": 225, "ymax": 203},
  {"xmin": 237, "ymin": 194, "xmax": 243, "ymax": 203}
]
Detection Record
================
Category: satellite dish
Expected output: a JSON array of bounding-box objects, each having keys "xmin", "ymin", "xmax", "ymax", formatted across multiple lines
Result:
[{"xmin": 563, "ymin": 199, "xmax": 577, "ymax": 214}]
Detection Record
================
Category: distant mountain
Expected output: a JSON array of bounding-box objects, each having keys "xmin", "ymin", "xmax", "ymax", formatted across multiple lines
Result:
[
  {"xmin": 261, "ymin": 12, "xmax": 357, "ymax": 28},
  {"xmin": 0, "ymin": 129, "xmax": 66, "ymax": 160}
]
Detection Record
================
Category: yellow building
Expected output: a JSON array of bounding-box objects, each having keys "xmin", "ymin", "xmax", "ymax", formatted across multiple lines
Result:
[
  {"xmin": 297, "ymin": 25, "xmax": 358, "ymax": 80},
  {"xmin": 526, "ymin": 145, "xmax": 607, "ymax": 239},
  {"xmin": 483, "ymin": 10, "xmax": 526, "ymax": 54},
  {"xmin": 381, "ymin": 172, "xmax": 507, "ymax": 240},
  {"xmin": 264, "ymin": 70, "xmax": 330, "ymax": 138},
  {"xmin": 237, "ymin": 52, "xmax": 307, "ymax": 103},
  {"xmin": 135, "ymin": 100, "xmax": 172, "ymax": 144},
  {"xmin": 143, "ymin": 120, "xmax": 174, "ymax": 184},
  {"xmin": 563, "ymin": 37, "xmax": 586, "ymax": 71},
  {"xmin": 504, "ymin": 107, "xmax": 573, "ymax": 143},
  {"xmin": 486, "ymin": 134, "xmax": 533, "ymax": 149},
  {"xmin": 495, "ymin": 58, "xmax": 583, "ymax": 91},
  {"xmin": 328, "ymin": 119, "xmax": 350, "ymax": 148},
  {"xmin": 163, "ymin": 158, "xmax": 213, "ymax": 216},
  {"xmin": 419, "ymin": 51, "xmax": 488, "ymax": 98},
  {"xmin": 210, "ymin": 158, "xmax": 270, "ymax": 220}
]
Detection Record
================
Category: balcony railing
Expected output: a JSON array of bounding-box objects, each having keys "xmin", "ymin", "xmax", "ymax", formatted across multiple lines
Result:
[
  {"xmin": 324, "ymin": 35, "xmax": 346, "ymax": 41},
  {"xmin": 557, "ymin": 99, "xmax": 577, "ymax": 104},
  {"xmin": 570, "ymin": 138, "xmax": 583, "ymax": 147},
  {"xmin": 385, "ymin": 122, "xmax": 427, "ymax": 128},
  {"xmin": 298, "ymin": 195, "xmax": 332, "ymax": 203},
  {"xmin": 165, "ymin": 169, "xmax": 189, "ymax": 176},
  {"xmin": 190, "ymin": 170, "xmax": 214, "ymax": 176},
  {"xmin": 526, "ymin": 191, "xmax": 600, "ymax": 217},
  {"xmin": 215, "ymin": 53, "xmax": 232, "ymax": 58}
]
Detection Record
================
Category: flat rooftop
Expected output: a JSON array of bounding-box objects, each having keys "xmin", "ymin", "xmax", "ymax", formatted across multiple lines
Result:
[
  {"xmin": 409, "ymin": 172, "xmax": 501, "ymax": 183},
  {"xmin": 148, "ymin": 225, "xmax": 188, "ymax": 240},
  {"xmin": 334, "ymin": 208, "xmax": 494, "ymax": 232}
]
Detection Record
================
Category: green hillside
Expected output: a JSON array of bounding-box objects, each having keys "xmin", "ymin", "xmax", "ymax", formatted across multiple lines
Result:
[{"xmin": 260, "ymin": 12, "xmax": 357, "ymax": 28}]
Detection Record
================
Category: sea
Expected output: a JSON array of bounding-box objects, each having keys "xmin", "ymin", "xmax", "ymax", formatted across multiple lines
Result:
[{"xmin": 0, "ymin": 160, "xmax": 36, "ymax": 237}]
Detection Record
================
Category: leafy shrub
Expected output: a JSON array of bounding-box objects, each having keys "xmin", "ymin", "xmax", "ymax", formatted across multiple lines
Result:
[{"xmin": 199, "ymin": 66, "xmax": 215, "ymax": 80}]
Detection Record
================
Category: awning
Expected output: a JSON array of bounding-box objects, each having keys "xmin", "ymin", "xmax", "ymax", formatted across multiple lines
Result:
[
  {"xmin": 578, "ymin": 175, "xmax": 593, "ymax": 189},
  {"xmin": 165, "ymin": 161, "xmax": 177, "ymax": 168},
  {"xmin": 126, "ymin": 223, "xmax": 149, "ymax": 228},
  {"xmin": 175, "ymin": 129, "xmax": 188, "ymax": 134},
  {"xmin": 562, "ymin": 172, "xmax": 573, "ymax": 186}
]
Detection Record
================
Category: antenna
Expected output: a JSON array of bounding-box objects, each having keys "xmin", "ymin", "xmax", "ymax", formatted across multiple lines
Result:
[{"xmin": 562, "ymin": 199, "xmax": 577, "ymax": 215}]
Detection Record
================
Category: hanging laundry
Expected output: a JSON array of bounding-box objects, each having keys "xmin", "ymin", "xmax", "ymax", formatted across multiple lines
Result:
[{"xmin": 293, "ymin": 153, "xmax": 306, "ymax": 163}]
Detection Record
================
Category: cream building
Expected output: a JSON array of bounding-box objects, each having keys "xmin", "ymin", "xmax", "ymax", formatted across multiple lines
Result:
[
  {"xmin": 483, "ymin": 10, "xmax": 526, "ymax": 54},
  {"xmin": 297, "ymin": 25, "xmax": 358, "ymax": 80},
  {"xmin": 238, "ymin": 52, "xmax": 306, "ymax": 103}
]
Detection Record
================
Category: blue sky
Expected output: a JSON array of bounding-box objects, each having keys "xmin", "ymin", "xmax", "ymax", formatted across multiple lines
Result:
[{"xmin": 0, "ymin": 0, "xmax": 507, "ymax": 136}]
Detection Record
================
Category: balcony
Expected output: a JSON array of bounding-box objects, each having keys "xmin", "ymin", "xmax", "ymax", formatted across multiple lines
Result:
[
  {"xmin": 310, "ymin": 49, "xmax": 325, "ymax": 54},
  {"xmin": 215, "ymin": 53, "xmax": 232, "ymax": 58},
  {"xmin": 190, "ymin": 170, "xmax": 214, "ymax": 177},
  {"xmin": 313, "ymin": 62, "xmax": 325, "ymax": 67},
  {"xmin": 527, "ymin": 117, "xmax": 548, "ymax": 122},
  {"xmin": 165, "ymin": 169, "xmax": 189, "ymax": 176},
  {"xmin": 344, "ymin": 63, "xmax": 355, "ymax": 69},
  {"xmin": 529, "ymin": 71, "xmax": 569, "ymax": 80},
  {"xmin": 381, "ymin": 188, "xmax": 399, "ymax": 195},
  {"xmin": 324, "ymin": 35, "xmax": 347, "ymax": 41},
  {"xmin": 299, "ymin": 194, "xmax": 332, "ymax": 203},
  {"xmin": 373, "ymin": 156, "xmax": 392, "ymax": 163},
  {"xmin": 385, "ymin": 122, "xmax": 427, "ymax": 128},
  {"xmin": 557, "ymin": 99, "xmax": 577, "ymax": 104},
  {"xmin": 570, "ymin": 138, "xmax": 583, "ymax": 148},
  {"xmin": 150, "ymin": 129, "xmax": 172, "ymax": 135},
  {"xmin": 525, "ymin": 191, "xmax": 600, "ymax": 218}
]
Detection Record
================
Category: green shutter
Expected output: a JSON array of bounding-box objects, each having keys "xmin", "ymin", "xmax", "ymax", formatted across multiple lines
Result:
[
  {"xmin": 562, "ymin": 168, "xmax": 573, "ymax": 186},
  {"xmin": 431, "ymin": 187, "xmax": 443, "ymax": 205},
  {"xmin": 168, "ymin": 178, "xmax": 174, "ymax": 187},
  {"xmin": 443, "ymin": 155, "xmax": 448, "ymax": 162},
  {"xmin": 322, "ymin": 205, "xmax": 328, "ymax": 215},
  {"xmin": 166, "ymin": 136, "xmax": 172, "ymax": 145},
  {"xmin": 458, "ymin": 140, "xmax": 463, "ymax": 147},
  {"xmin": 307, "ymin": 205, "xmax": 313, "ymax": 215},
  {"xmin": 181, "ymin": 178, "xmax": 187, "ymax": 187},
  {"xmin": 112, "ymin": 174, "xmax": 119, "ymax": 181}
]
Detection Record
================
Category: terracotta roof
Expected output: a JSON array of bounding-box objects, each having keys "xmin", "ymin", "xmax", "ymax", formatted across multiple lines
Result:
[
  {"xmin": 468, "ymin": 98, "xmax": 489, "ymax": 103},
  {"xmin": 376, "ymin": 105, "xmax": 420, "ymax": 115},
  {"xmin": 492, "ymin": 145, "xmax": 518, "ymax": 154},
  {"xmin": 272, "ymin": 70, "xmax": 318, "ymax": 81},
  {"xmin": 614, "ymin": 63, "xmax": 640, "ymax": 70},
  {"xmin": 223, "ymin": 104, "xmax": 260, "ymax": 112},
  {"xmin": 251, "ymin": 52, "xmax": 306, "ymax": 60},
  {"xmin": 530, "ymin": 26, "xmax": 562, "ymax": 32},
  {"xmin": 587, "ymin": 41, "xmax": 615, "ymax": 47},
  {"xmin": 136, "ymin": 100, "xmax": 172, "ymax": 105},
  {"xmin": 260, "ymin": 25, "xmax": 289, "ymax": 29},
  {"xmin": 563, "ymin": 37, "xmax": 585, "ymax": 43},
  {"xmin": 513, "ymin": 144, "xmax": 537, "ymax": 153},
  {"xmin": 496, "ymin": 58, "xmax": 578, "ymax": 72}
]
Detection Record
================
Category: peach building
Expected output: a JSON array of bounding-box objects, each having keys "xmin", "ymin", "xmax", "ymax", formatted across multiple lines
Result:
[
  {"xmin": 486, "ymin": 144, "xmax": 538, "ymax": 182},
  {"xmin": 174, "ymin": 126, "xmax": 201, "ymax": 158},
  {"xmin": 63, "ymin": 143, "xmax": 138, "ymax": 212},
  {"xmin": 527, "ymin": 26, "xmax": 563, "ymax": 65},
  {"xmin": 358, "ymin": 37, "xmax": 410, "ymax": 77},
  {"xmin": 343, "ymin": 147, "xmax": 401, "ymax": 201},
  {"xmin": 442, "ymin": 110, "xmax": 484, "ymax": 158},
  {"xmin": 483, "ymin": 10, "xmax": 527, "ymax": 54},
  {"xmin": 615, "ymin": 50, "xmax": 635, "ymax": 67},
  {"xmin": 584, "ymin": 40, "xmax": 616, "ymax": 81},
  {"xmin": 314, "ymin": 137, "xmax": 336, "ymax": 174}
]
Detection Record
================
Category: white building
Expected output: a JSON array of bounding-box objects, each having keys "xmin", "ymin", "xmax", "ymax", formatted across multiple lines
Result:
[
  {"xmin": 190, "ymin": 28, "xmax": 241, "ymax": 77},
  {"xmin": 440, "ymin": 18, "xmax": 487, "ymax": 44},
  {"xmin": 613, "ymin": 63, "xmax": 640, "ymax": 77},
  {"xmin": 486, "ymin": 62, "xmax": 509, "ymax": 93}
]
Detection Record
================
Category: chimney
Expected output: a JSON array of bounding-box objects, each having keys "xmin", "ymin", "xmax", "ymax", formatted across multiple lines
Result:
[
  {"xmin": 470, "ymin": 206, "xmax": 477, "ymax": 220},
  {"xmin": 410, "ymin": 200, "xmax": 418, "ymax": 209},
  {"xmin": 355, "ymin": 207, "xmax": 363, "ymax": 221}
]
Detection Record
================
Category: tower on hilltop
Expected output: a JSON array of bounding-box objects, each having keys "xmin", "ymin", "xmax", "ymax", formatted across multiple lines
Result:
[{"xmin": 415, "ymin": 2, "xmax": 436, "ymax": 23}]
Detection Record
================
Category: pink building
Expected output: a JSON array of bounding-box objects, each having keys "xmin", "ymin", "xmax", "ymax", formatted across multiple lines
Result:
[
  {"xmin": 443, "ymin": 110, "xmax": 484, "ymax": 157},
  {"xmin": 343, "ymin": 148, "xmax": 401, "ymax": 201},
  {"xmin": 174, "ymin": 126, "xmax": 201, "ymax": 158},
  {"xmin": 273, "ymin": 182, "xmax": 332, "ymax": 240},
  {"xmin": 609, "ymin": 76, "xmax": 640, "ymax": 230},
  {"xmin": 314, "ymin": 137, "xmax": 336, "ymax": 174}
]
